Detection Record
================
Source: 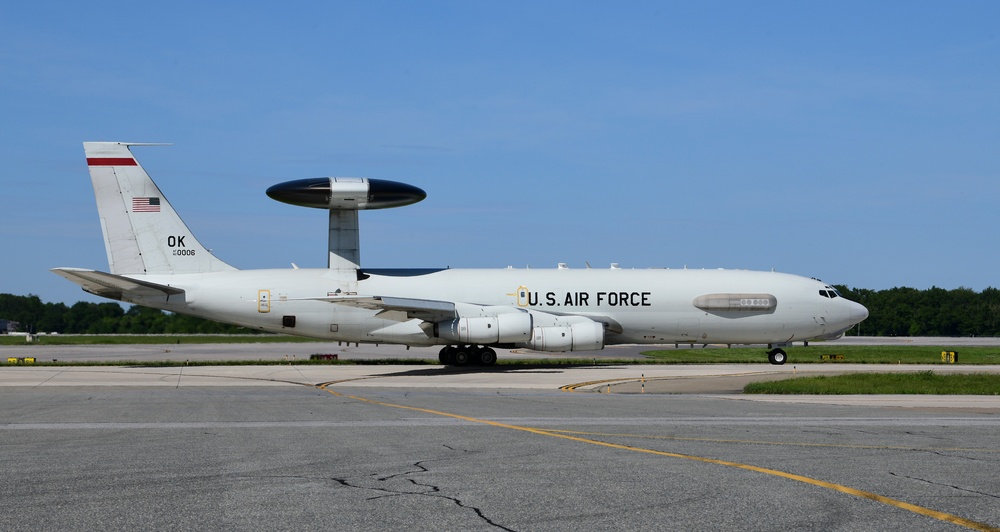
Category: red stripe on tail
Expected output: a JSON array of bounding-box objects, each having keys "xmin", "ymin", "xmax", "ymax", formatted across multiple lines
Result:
[{"xmin": 87, "ymin": 158, "xmax": 137, "ymax": 166}]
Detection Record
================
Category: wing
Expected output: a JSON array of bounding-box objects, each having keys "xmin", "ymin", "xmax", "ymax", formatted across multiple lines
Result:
[
  {"xmin": 295, "ymin": 295, "xmax": 457, "ymax": 323},
  {"xmin": 51, "ymin": 267, "xmax": 185, "ymax": 301},
  {"xmin": 299, "ymin": 294, "xmax": 623, "ymax": 333}
]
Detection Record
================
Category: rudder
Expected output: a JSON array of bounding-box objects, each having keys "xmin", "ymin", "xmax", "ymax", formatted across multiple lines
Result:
[{"xmin": 83, "ymin": 142, "xmax": 236, "ymax": 275}]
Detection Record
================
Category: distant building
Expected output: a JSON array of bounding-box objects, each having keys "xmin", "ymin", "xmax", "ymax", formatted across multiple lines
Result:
[{"xmin": 0, "ymin": 319, "xmax": 20, "ymax": 334}]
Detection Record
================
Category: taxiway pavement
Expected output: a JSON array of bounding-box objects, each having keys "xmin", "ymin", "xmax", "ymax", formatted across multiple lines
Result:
[
  {"xmin": 4, "ymin": 335, "xmax": 999, "ymax": 364},
  {"xmin": 1, "ymin": 362, "xmax": 999, "ymax": 530}
]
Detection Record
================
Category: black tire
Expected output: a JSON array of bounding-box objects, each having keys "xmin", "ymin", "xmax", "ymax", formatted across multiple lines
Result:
[
  {"xmin": 439, "ymin": 346, "xmax": 455, "ymax": 365},
  {"xmin": 768, "ymin": 348, "xmax": 787, "ymax": 365},
  {"xmin": 453, "ymin": 348, "xmax": 470, "ymax": 366},
  {"xmin": 477, "ymin": 347, "xmax": 497, "ymax": 366}
]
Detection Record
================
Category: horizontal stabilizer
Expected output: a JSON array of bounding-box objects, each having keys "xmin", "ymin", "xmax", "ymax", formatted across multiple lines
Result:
[{"xmin": 51, "ymin": 268, "xmax": 184, "ymax": 301}]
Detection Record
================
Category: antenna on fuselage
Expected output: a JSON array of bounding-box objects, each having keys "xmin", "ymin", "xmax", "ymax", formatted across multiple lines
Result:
[{"xmin": 265, "ymin": 177, "xmax": 426, "ymax": 271}]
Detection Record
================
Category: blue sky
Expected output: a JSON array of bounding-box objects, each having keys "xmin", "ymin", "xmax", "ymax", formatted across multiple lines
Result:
[{"xmin": 2, "ymin": 1, "xmax": 999, "ymax": 305}]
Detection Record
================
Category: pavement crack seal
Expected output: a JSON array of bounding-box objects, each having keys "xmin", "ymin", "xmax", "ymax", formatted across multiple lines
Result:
[
  {"xmin": 317, "ymin": 383, "xmax": 999, "ymax": 532},
  {"xmin": 889, "ymin": 472, "xmax": 1000, "ymax": 499},
  {"xmin": 442, "ymin": 444, "xmax": 478, "ymax": 454},
  {"xmin": 329, "ymin": 460, "xmax": 515, "ymax": 531},
  {"xmin": 559, "ymin": 371, "xmax": 776, "ymax": 392},
  {"xmin": 32, "ymin": 368, "xmax": 68, "ymax": 388}
]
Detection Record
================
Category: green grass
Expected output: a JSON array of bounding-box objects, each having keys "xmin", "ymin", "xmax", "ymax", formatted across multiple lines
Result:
[
  {"xmin": 0, "ymin": 334, "xmax": 325, "ymax": 346},
  {"xmin": 1, "ymin": 358, "xmax": 440, "ymax": 367},
  {"xmin": 744, "ymin": 371, "xmax": 1000, "ymax": 395},
  {"xmin": 643, "ymin": 345, "xmax": 1000, "ymax": 364},
  {"xmin": 0, "ymin": 358, "xmax": 633, "ymax": 368}
]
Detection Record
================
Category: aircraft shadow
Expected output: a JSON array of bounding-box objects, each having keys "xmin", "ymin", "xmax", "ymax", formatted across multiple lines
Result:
[{"xmin": 375, "ymin": 363, "xmax": 629, "ymax": 378}]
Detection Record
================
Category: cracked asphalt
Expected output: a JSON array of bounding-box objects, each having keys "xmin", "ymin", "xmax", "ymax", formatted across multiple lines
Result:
[{"xmin": 1, "ymin": 369, "xmax": 999, "ymax": 531}]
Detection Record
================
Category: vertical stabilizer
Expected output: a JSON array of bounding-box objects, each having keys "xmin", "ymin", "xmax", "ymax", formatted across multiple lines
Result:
[{"xmin": 83, "ymin": 142, "xmax": 236, "ymax": 275}]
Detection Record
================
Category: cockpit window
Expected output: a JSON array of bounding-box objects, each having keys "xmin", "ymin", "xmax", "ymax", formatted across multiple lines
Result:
[{"xmin": 820, "ymin": 286, "xmax": 841, "ymax": 298}]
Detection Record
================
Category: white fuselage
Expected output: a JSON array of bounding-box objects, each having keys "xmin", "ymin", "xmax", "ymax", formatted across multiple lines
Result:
[{"xmin": 127, "ymin": 267, "xmax": 867, "ymax": 348}]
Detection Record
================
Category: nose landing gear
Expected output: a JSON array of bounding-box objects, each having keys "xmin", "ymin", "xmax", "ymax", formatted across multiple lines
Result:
[
  {"xmin": 438, "ymin": 345, "xmax": 498, "ymax": 366},
  {"xmin": 767, "ymin": 348, "xmax": 787, "ymax": 365}
]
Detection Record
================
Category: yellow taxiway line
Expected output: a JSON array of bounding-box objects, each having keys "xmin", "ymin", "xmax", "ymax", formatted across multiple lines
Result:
[{"xmin": 318, "ymin": 383, "xmax": 998, "ymax": 532}]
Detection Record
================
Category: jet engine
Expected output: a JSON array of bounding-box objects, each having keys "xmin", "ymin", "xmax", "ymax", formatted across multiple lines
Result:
[
  {"xmin": 526, "ymin": 321, "xmax": 604, "ymax": 352},
  {"xmin": 436, "ymin": 312, "xmax": 533, "ymax": 344},
  {"xmin": 434, "ymin": 308, "xmax": 604, "ymax": 352}
]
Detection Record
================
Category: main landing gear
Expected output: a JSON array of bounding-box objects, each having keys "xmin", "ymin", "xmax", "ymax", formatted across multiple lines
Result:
[
  {"xmin": 438, "ymin": 345, "xmax": 498, "ymax": 367},
  {"xmin": 767, "ymin": 348, "xmax": 787, "ymax": 365}
]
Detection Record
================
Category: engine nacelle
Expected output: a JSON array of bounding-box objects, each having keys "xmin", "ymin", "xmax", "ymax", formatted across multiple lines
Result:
[
  {"xmin": 437, "ymin": 312, "xmax": 533, "ymax": 344},
  {"xmin": 524, "ymin": 321, "xmax": 605, "ymax": 352}
]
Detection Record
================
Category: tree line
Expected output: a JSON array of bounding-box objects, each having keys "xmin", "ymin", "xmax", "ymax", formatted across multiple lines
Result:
[
  {"xmin": 0, "ymin": 294, "xmax": 258, "ymax": 334},
  {"xmin": 2, "ymin": 287, "xmax": 999, "ymax": 336},
  {"xmin": 834, "ymin": 285, "xmax": 1000, "ymax": 337}
]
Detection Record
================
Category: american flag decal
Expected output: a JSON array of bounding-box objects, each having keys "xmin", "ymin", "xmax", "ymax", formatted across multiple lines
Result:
[{"xmin": 132, "ymin": 197, "xmax": 161, "ymax": 212}]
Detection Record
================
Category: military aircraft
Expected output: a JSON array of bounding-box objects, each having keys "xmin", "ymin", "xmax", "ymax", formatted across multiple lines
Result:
[{"xmin": 53, "ymin": 142, "xmax": 868, "ymax": 366}]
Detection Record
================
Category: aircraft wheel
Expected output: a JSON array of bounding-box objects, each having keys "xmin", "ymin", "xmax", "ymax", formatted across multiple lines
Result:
[
  {"xmin": 439, "ymin": 346, "xmax": 456, "ymax": 365},
  {"xmin": 453, "ymin": 347, "xmax": 471, "ymax": 366},
  {"xmin": 477, "ymin": 347, "xmax": 497, "ymax": 366},
  {"xmin": 767, "ymin": 348, "xmax": 787, "ymax": 365}
]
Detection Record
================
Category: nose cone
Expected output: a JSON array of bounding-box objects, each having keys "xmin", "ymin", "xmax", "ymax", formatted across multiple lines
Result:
[{"xmin": 850, "ymin": 301, "xmax": 869, "ymax": 324}]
